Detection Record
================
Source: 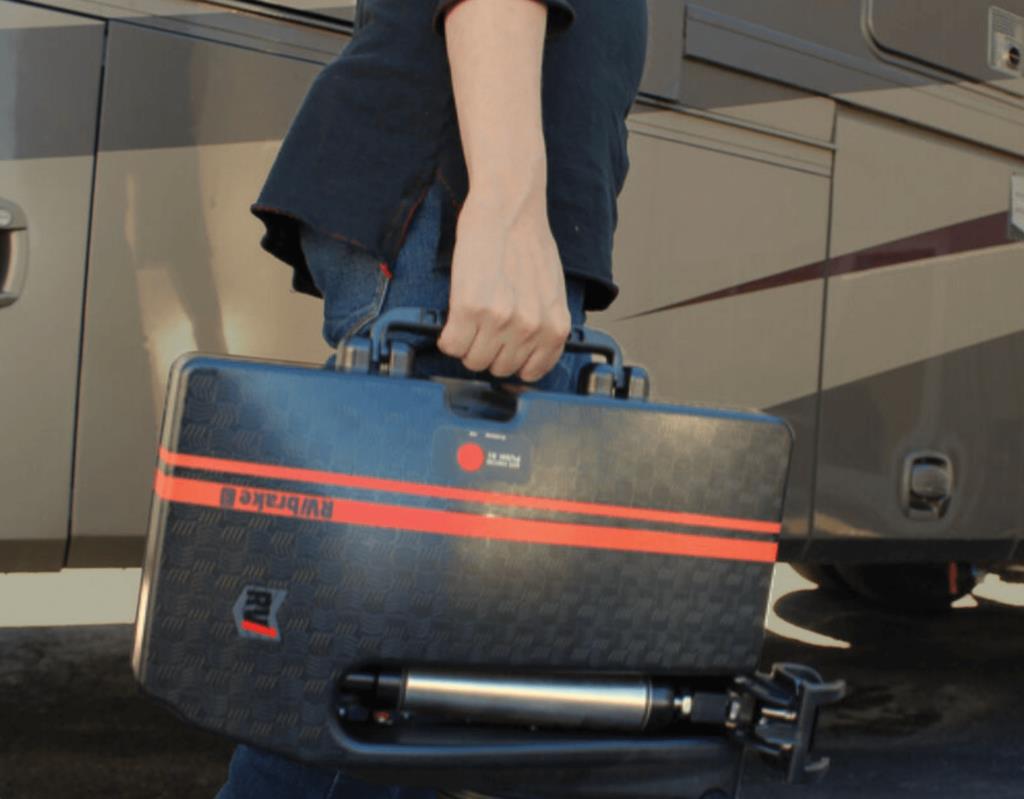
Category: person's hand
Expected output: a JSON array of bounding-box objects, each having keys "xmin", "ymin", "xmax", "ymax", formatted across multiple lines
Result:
[{"xmin": 438, "ymin": 187, "xmax": 571, "ymax": 382}]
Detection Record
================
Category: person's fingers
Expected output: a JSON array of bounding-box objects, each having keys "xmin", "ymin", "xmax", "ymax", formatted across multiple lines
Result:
[
  {"xmin": 489, "ymin": 338, "xmax": 534, "ymax": 378},
  {"xmin": 487, "ymin": 309, "xmax": 544, "ymax": 376},
  {"xmin": 517, "ymin": 342, "xmax": 563, "ymax": 383},
  {"xmin": 437, "ymin": 307, "xmax": 478, "ymax": 359},
  {"xmin": 460, "ymin": 321, "xmax": 506, "ymax": 372},
  {"xmin": 517, "ymin": 309, "xmax": 570, "ymax": 382}
]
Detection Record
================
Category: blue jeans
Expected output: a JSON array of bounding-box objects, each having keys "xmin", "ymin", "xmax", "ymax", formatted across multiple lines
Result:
[{"xmin": 216, "ymin": 183, "xmax": 589, "ymax": 798}]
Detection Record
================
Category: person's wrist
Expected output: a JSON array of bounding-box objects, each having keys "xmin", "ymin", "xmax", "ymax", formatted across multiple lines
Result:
[{"xmin": 466, "ymin": 150, "xmax": 547, "ymax": 220}]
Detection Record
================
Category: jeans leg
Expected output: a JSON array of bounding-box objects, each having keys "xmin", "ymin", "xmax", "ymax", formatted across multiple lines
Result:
[
  {"xmin": 216, "ymin": 744, "xmax": 436, "ymax": 799},
  {"xmin": 301, "ymin": 183, "xmax": 448, "ymax": 350},
  {"xmin": 215, "ymin": 745, "xmax": 335, "ymax": 799}
]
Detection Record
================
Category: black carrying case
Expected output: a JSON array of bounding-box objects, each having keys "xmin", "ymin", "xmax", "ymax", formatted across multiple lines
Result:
[{"xmin": 132, "ymin": 311, "xmax": 794, "ymax": 798}]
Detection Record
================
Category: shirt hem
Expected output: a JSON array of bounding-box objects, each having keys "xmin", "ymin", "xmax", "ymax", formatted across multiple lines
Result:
[{"xmin": 250, "ymin": 202, "xmax": 619, "ymax": 312}]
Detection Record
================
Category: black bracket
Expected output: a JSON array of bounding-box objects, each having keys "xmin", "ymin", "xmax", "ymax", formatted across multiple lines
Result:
[{"xmin": 727, "ymin": 663, "xmax": 846, "ymax": 784}]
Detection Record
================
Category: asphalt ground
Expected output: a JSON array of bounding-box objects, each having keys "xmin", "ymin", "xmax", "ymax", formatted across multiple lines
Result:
[
  {"xmin": 742, "ymin": 572, "xmax": 1024, "ymax": 798},
  {"xmin": 1, "ymin": 568, "xmax": 1022, "ymax": 799}
]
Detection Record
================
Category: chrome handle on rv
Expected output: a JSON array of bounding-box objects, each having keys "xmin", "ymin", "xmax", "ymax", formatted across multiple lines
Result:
[{"xmin": 0, "ymin": 199, "xmax": 29, "ymax": 308}]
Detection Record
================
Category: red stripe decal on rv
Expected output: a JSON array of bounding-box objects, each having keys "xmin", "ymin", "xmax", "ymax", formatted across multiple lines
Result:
[
  {"xmin": 157, "ymin": 447, "xmax": 781, "ymax": 536},
  {"xmin": 153, "ymin": 472, "xmax": 778, "ymax": 564},
  {"xmin": 626, "ymin": 211, "xmax": 1012, "ymax": 319}
]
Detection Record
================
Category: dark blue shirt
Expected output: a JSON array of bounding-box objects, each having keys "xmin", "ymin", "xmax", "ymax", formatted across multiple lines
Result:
[{"xmin": 251, "ymin": 0, "xmax": 647, "ymax": 311}]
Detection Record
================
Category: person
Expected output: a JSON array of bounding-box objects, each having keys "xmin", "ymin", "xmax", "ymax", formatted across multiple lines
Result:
[{"xmin": 216, "ymin": 1, "xmax": 647, "ymax": 796}]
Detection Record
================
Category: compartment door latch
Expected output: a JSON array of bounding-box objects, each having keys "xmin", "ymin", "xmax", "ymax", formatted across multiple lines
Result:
[{"xmin": 902, "ymin": 451, "xmax": 954, "ymax": 520}]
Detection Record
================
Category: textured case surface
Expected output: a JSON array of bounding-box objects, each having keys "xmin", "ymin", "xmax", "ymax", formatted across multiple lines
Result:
[{"xmin": 133, "ymin": 355, "xmax": 791, "ymax": 767}]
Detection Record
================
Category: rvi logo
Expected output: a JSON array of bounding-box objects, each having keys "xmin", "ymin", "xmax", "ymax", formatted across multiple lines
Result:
[{"xmin": 233, "ymin": 585, "xmax": 287, "ymax": 641}]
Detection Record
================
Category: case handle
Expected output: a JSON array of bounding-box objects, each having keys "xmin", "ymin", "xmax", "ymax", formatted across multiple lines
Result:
[
  {"xmin": 365, "ymin": 307, "xmax": 623, "ymax": 368},
  {"xmin": 339, "ymin": 307, "xmax": 647, "ymax": 398}
]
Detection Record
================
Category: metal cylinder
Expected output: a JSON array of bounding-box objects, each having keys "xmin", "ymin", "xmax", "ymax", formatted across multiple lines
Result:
[{"xmin": 400, "ymin": 670, "xmax": 657, "ymax": 731}]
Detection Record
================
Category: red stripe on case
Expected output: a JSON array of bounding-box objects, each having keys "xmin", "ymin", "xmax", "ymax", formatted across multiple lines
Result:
[
  {"xmin": 240, "ymin": 620, "xmax": 279, "ymax": 639},
  {"xmin": 153, "ymin": 472, "xmax": 778, "ymax": 564},
  {"xmin": 158, "ymin": 447, "xmax": 781, "ymax": 536}
]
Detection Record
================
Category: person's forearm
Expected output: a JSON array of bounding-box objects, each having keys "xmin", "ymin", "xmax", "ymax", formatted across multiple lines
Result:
[
  {"xmin": 438, "ymin": 0, "xmax": 570, "ymax": 383},
  {"xmin": 444, "ymin": 0, "xmax": 548, "ymax": 212}
]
